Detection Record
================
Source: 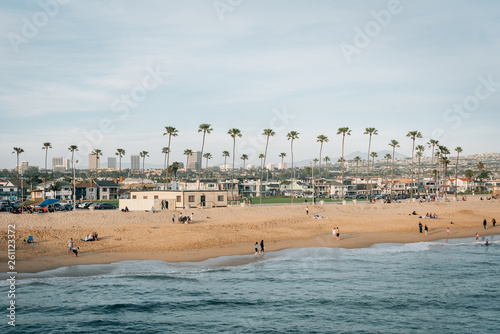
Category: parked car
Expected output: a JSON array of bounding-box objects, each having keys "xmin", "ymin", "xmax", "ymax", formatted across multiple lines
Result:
[
  {"xmin": 94, "ymin": 203, "xmax": 117, "ymax": 210},
  {"xmin": 0, "ymin": 204, "xmax": 15, "ymax": 212},
  {"xmin": 356, "ymin": 194, "xmax": 367, "ymax": 199},
  {"xmin": 53, "ymin": 203, "xmax": 68, "ymax": 211},
  {"xmin": 77, "ymin": 202, "xmax": 94, "ymax": 209}
]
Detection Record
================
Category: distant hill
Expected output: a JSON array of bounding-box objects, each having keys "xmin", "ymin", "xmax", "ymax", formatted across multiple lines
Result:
[{"xmin": 293, "ymin": 150, "xmax": 408, "ymax": 167}]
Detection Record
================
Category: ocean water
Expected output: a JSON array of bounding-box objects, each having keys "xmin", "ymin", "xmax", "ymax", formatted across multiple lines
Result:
[{"xmin": 2, "ymin": 236, "xmax": 499, "ymax": 334}]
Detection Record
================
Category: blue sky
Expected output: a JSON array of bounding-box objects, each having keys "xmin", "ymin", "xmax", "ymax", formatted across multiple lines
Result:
[{"xmin": 1, "ymin": 0, "xmax": 499, "ymax": 169}]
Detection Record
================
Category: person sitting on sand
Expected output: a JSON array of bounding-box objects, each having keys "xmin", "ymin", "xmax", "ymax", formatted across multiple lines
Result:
[{"xmin": 72, "ymin": 247, "xmax": 79, "ymax": 257}]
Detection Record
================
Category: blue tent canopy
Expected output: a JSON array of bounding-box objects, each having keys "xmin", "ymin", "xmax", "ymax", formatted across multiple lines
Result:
[{"xmin": 38, "ymin": 199, "xmax": 60, "ymax": 207}]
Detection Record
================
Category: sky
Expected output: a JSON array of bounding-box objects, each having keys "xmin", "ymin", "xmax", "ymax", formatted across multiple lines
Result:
[{"xmin": 1, "ymin": 0, "xmax": 499, "ymax": 169}]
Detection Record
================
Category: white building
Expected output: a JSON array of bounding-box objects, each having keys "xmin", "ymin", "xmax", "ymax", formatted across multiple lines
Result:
[
  {"xmin": 266, "ymin": 163, "xmax": 275, "ymax": 170},
  {"xmin": 131, "ymin": 154, "xmax": 140, "ymax": 170},
  {"xmin": 52, "ymin": 157, "xmax": 70, "ymax": 171},
  {"xmin": 246, "ymin": 164, "xmax": 256, "ymax": 170},
  {"xmin": 278, "ymin": 162, "xmax": 287, "ymax": 170}
]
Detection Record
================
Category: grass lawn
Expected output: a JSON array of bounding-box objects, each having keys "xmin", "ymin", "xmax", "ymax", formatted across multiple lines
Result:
[{"xmin": 92, "ymin": 200, "xmax": 119, "ymax": 207}]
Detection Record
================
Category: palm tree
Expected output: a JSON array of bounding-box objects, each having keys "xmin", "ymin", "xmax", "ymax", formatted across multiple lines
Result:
[
  {"xmin": 454, "ymin": 147, "xmax": 463, "ymax": 199},
  {"xmin": 323, "ymin": 156, "xmax": 331, "ymax": 178},
  {"xmin": 12, "ymin": 147, "xmax": 24, "ymax": 202},
  {"xmin": 91, "ymin": 149, "xmax": 102, "ymax": 200},
  {"xmin": 316, "ymin": 135, "xmax": 329, "ymax": 180},
  {"xmin": 477, "ymin": 161, "xmax": 485, "ymax": 174},
  {"xmin": 415, "ymin": 145, "xmax": 425, "ymax": 197},
  {"xmin": 241, "ymin": 154, "xmax": 249, "ymax": 170},
  {"xmin": 163, "ymin": 126, "xmax": 178, "ymax": 186},
  {"xmin": 406, "ymin": 131, "xmax": 423, "ymax": 198},
  {"xmin": 465, "ymin": 169, "xmax": 475, "ymax": 192},
  {"xmin": 337, "ymin": 127, "xmax": 351, "ymax": 201},
  {"xmin": 162, "ymin": 147, "xmax": 170, "ymax": 188},
  {"xmin": 68, "ymin": 145, "xmax": 78, "ymax": 204},
  {"xmin": 370, "ymin": 152, "xmax": 378, "ymax": 193},
  {"xmin": 184, "ymin": 149, "xmax": 193, "ymax": 179},
  {"xmin": 427, "ymin": 139, "xmax": 439, "ymax": 195},
  {"xmin": 169, "ymin": 162, "xmax": 180, "ymax": 182},
  {"xmin": 203, "ymin": 152, "xmax": 213, "ymax": 178},
  {"xmin": 364, "ymin": 127, "xmax": 378, "ymax": 199},
  {"xmin": 260, "ymin": 129, "xmax": 276, "ymax": 204},
  {"xmin": 438, "ymin": 145, "xmax": 450, "ymax": 196},
  {"xmin": 139, "ymin": 151, "xmax": 149, "ymax": 187},
  {"xmin": 115, "ymin": 148, "xmax": 125, "ymax": 171},
  {"xmin": 384, "ymin": 153, "xmax": 391, "ymax": 177},
  {"xmin": 388, "ymin": 140, "xmax": 400, "ymax": 198},
  {"xmin": 354, "ymin": 156, "xmax": 362, "ymax": 196},
  {"xmin": 42, "ymin": 142, "xmax": 52, "ymax": 198},
  {"xmin": 259, "ymin": 154, "xmax": 265, "ymax": 171},
  {"xmin": 228, "ymin": 128, "xmax": 242, "ymax": 200},
  {"xmin": 287, "ymin": 131, "xmax": 299, "ymax": 203},
  {"xmin": 198, "ymin": 124, "xmax": 213, "ymax": 188},
  {"xmin": 279, "ymin": 152, "xmax": 286, "ymax": 166},
  {"xmin": 222, "ymin": 150, "xmax": 230, "ymax": 174}
]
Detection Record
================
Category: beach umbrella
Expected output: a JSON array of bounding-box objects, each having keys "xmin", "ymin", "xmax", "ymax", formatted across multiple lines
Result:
[{"xmin": 38, "ymin": 199, "xmax": 60, "ymax": 207}]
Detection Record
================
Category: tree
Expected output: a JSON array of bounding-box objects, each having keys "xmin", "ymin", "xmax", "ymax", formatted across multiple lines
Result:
[
  {"xmin": 259, "ymin": 154, "xmax": 265, "ymax": 172},
  {"xmin": 316, "ymin": 135, "xmax": 329, "ymax": 180},
  {"xmin": 203, "ymin": 152, "xmax": 213, "ymax": 177},
  {"xmin": 198, "ymin": 124, "xmax": 213, "ymax": 188},
  {"xmin": 163, "ymin": 126, "xmax": 178, "ymax": 187},
  {"xmin": 222, "ymin": 150, "xmax": 230, "ymax": 174},
  {"xmin": 228, "ymin": 128, "xmax": 242, "ymax": 199},
  {"xmin": 139, "ymin": 151, "xmax": 149, "ymax": 187},
  {"xmin": 161, "ymin": 147, "xmax": 170, "ymax": 187},
  {"xmin": 438, "ymin": 145, "xmax": 450, "ymax": 196},
  {"xmin": 115, "ymin": 148, "xmax": 125, "ymax": 171},
  {"xmin": 287, "ymin": 131, "xmax": 299, "ymax": 203},
  {"xmin": 477, "ymin": 161, "xmax": 485, "ymax": 174},
  {"xmin": 415, "ymin": 145, "xmax": 425, "ymax": 197},
  {"xmin": 370, "ymin": 152, "xmax": 378, "ymax": 195},
  {"xmin": 259, "ymin": 129, "xmax": 275, "ymax": 204},
  {"xmin": 68, "ymin": 145, "xmax": 78, "ymax": 205},
  {"xmin": 388, "ymin": 140, "xmax": 400, "ymax": 197},
  {"xmin": 240, "ymin": 154, "xmax": 249, "ymax": 170},
  {"xmin": 465, "ymin": 169, "xmax": 475, "ymax": 192},
  {"xmin": 42, "ymin": 142, "xmax": 52, "ymax": 198},
  {"xmin": 364, "ymin": 127, "xmax": 378, "ymax": 199},
  {"xmin": 12, "ymin": 147, "xmax": 24, "ymax": 201},
  {"xmin": 337, "ymin": 127, "xmax": 351, "ymax": 201},
  {"xmin": 279, "ymin": 153, "xmax": 286, "ymax": 166},
  {"xmin": 353, "ymin": 156, "xmax": 362, "ymax": 196},
  {"xmin": 384, "ymin": 153, "xmax": 392, "ymax": 178},
  {"xmin": 427, "ymin": 139, "xmax": 439, "ymax": 196},
  {"xmin": 323, "ymin": 156, "xmax": 331, "ymax": 179},
  {"xmin": 170, "ymin": 162, "xmax": 180, "ymax": 181},
  {"xmin": 454, "ymin": 147, "xmax": 463, "ymax": 198},
  {"xmin": 184, "ymin": 149, "xmax": 193, "ymax": 179},
  {"xmin": 91, "ymin": 149, "xmax": 102, "ymax": 200},
  {"xmin": 406, "ymin": 131, "xmax": 423, "ymax": 198}
]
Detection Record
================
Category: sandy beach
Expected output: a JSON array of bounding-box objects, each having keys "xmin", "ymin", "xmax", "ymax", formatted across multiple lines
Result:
[{"xmin": 1, "ymin": 196, "xmax": 499, "ymax": 273}]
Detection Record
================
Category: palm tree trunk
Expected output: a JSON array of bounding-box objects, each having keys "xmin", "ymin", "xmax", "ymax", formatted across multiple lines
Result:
[
  {"xmin": 291, "ymin": 140, "xmax": 294, "ymax": 203},
  {"xmin": 231, "ymin": 138, "xmax": 236, "ymax": 200},
  {"xmin": 341, "ymin": 134, "xmax": 345, "ymax": 201},
  {"xmin": 391, "ymin": 148, "xmax": 395, "ymax": 198},
  {"xmin": 166, "ymin": 135, "xmax": 172, "ymax": 189},
  {"xmin": 411, "ymin": 139, "xmax": 415, "ymax": 198},
  {"xmin": 198, "ymin": 133, "xmax": 206, "ymax": 189},
  {"xmin": 260, "ymin": 137, "xmax": 270, "ymax": 204},
  {"xmin": 367, "ymin": 135, "xmax": 372, "ymax": 199}
]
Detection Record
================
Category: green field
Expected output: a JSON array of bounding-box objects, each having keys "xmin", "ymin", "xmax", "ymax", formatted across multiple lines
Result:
[
  {"xmin": 91, "ymin": 200, "xmax": 120, "ymax": 207},
  {"xmin": 237, "ymin": 196, "xmax": 367, "ymax": 205}
]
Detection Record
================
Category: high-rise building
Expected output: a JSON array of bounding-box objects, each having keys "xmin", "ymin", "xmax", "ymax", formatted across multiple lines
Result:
[
  {"xmin": 52, "ymin": 157, "xmax": 63, "ymax": 170},
  {"xmin": 89, "ymin": 154, "xmax": 99, "ymax": 170},
  {"xmin": 131, "ymin": 154, "xmax": 140, "ymax": 170},
  {"xmin": 187, "ymin": 151, "xmax": 202, "ymax": 171},
  {"xmin": 108, "ymin": 157, "xmax": 117, "ymax": 169},
  {"xmin": 52, "ymin": 157, "xmax": 70, "ymax": 171},
  {"xmin": 266, "ymin": 163, "xmax": 276, "ymax": 170}
]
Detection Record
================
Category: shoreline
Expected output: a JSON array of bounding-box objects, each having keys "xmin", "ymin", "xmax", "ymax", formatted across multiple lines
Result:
[
  {"xmin": 2, "ymin": 197, "xmax": 499, "ymax": 274},
  {"xmin": 12, "ymin": 228, "xmax": 500, "ymax": 274}
]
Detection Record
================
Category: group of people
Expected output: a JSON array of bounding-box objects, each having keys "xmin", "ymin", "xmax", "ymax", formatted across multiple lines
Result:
[
  {"xmin": 420, "ymin": 213, "xmax": 438, "ymax": 219},
  {"xmin": 483, "ymin": 218, "xmax": 496, "ymax": 229},
  {"xmin": 176, "ymin": 213, "xmax": 194, "ymax": 224},
  {"xmin": 67, "ymin": 238, "xmax": 79, "ymax": 257},
  {"xmin": 160, "ymin": 200, "xmax": 169, "ymax": 210},
  {"xmin": 418, "ymin": 222, "xmax": 429, "ymax": 236},
  {"xmin": 121, "ymin": 206, "xmax": 130, "ymax": 212},
  {"xmin": 254, "ymin": 240, "xmax": 265, "ymax": 256},
  {"xmin": 82, "ymin": 232, "xmax": 99, "ymax": 241},
  {"xmin": 332, "ymin": 227, "xmax": 340, "ymax": 240}
]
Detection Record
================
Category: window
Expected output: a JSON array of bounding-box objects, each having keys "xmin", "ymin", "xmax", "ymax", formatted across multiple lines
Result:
[
  {"xmin": 102, "ymin": 188, "xmax": 107, "ymax": 192},
  {"xmin": 143, "ymin": 196, "xmax": 148, "ymax": 199},
  {"xmin": 176, "ymin": 196, "xmax": 181, "ymax": 203},
  {"xmin": 132, "ymin": 195, "xmax": 137, "ymax": 199},
  {"xmin": 154, "ymin": 195, "xmax": 159, "ymax": 199},
  {"xmin": 188, "ymin": 196, "xmax": 195, "ymax": 202},
  {"xmin": 218, "ymin": 195, "xmax": 224, "ymax": 202}
]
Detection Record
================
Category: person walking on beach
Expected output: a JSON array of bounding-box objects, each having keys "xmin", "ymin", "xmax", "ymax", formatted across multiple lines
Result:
[
  {"xmin": 67, "ymin": 238, "xmax": 73, "ymax": 255},
  {"xmin": 492, "ymin": 218, "xmax": 496, "ymax": 227},
  {"xmin": 483, "ymin": 219, "xmax": 487, "ymax": 229},
  {"xmin": 255, "ymin": 242, "xmax": 259, "ymax": 257},
  {"xmin": 260, "ymin": 240, "xmax": 265, "ymax": 254},
  {"xmin": 172, "ymin": 213, "xmax": 175, "ymax": 223},
  {"xmin": 332, "ymin": 227, "xmax": 337, "ymax": 239},
  {"xmin": 336, "ymin": 227, "xmax": 340, "ymax": 241},
  {"xmin": 306, "ymin": 206, "xmax": 309, "ymax": 215},
  {"xmin": 446, "ymin": 227, "xmax": 450, "ymax": 235},
  {"xmin": 161, "ymin": 200, "xmax": 165, "ymax": 210},
  {"xmin": 418, "ymin": 222, "xmax": 423, "ymax": 233},
  {"xmin": 475, "ymin": 233, "xmax": 479, "ymax": 242},
  {"xmin": 424, "ymin": 225, "xmax": 428, "ymax": 236}
]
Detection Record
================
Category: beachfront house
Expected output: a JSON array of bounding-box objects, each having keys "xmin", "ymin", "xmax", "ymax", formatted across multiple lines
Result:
[
  {"xmin": 95, "ymin": 180, "xmax": 120, "ymax": 200},
  {"xmin": 0, "ymin": 179, "xmax": 29, "ymax": 201},
  {"xmin": 119, "ymin": 189, "xmax": 229, "ymax": 211}
]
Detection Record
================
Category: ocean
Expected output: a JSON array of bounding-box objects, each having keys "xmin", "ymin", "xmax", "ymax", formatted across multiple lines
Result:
[{"xmin": 2, "ymin": 236, "xmax": 499, "ymax": 333}]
